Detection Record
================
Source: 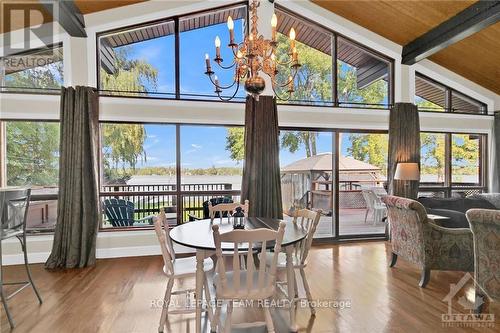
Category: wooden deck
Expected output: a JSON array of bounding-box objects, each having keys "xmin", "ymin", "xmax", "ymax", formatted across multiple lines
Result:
[
  {"xmin": 1, "ymin": 242, "xmax": 497, "ymax": 332},
  {"xmin": 295, "ymin": 208, "xmax": 386, "ymax": 237}
]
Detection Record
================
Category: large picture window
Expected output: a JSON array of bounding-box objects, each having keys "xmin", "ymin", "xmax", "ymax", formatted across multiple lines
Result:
[
  {"xmin": 274, "ymin": 8, "xmax": 333, "ymax": 106},
  {"xmin": 337, "ymin": 37, "xmax": 390, "ymax": 108},
  {"xmin": 3, "ymin": 120, "xmax": 60, "ymax": 231},
  {"xmin": 415, "ymin": 73, "xmax": 487, "ymax": 114},
  {"xmin": 96, "ymin": 4, "xmax": 394, "ymax": 108},
  {"xmin": 179, "ymin": 5, "xmax": 247, "ymax": 100},
  {"xmin": 98, "ymin": 20, "xmax": 175, "ymax": 97},
  {"xmin": 419, "ymin": 131, "xmax": 486, "ymax": 198},
  {"xmin": 98, "ymin": 123, "xmax": 243, "ymax": 228},
  {"xmin": 1, "ymin": 44, "xmax": 63, "ymax": 93},
  {"xmin": 100, "ymin": 123, "xmax": 177, "ymax": 228}
]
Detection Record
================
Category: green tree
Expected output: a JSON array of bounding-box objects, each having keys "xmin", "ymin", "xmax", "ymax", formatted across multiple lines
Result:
[
  {"xmin": 226, "ymin": 127, "xmax": 245, "ymax": 161},
  {"xmin": 6, "ymin": 122, "xmax": 60, "ymax": 186},
  {"xmin": 100, "ymin": 46, "xmax": 159, "ymax": 181},
  {"xmin": 100, "ymin": 47, "xmax": 158, "ymax": 94},
  {"xmin": 348, "ymin": 134, "xmax": 388, "ymax": 174},
  {"xmin": 4, "ymin": 59, "xmax": 63, "ymax": 90}
]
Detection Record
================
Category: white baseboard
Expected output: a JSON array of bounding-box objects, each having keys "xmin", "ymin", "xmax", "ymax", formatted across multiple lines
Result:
[{"xmin": 2, "ymin": 244, "xmax": 196, "ymax": 266}]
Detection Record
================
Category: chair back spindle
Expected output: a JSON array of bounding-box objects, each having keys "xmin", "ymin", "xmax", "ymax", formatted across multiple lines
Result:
[
  {"xmin": 209, "ymin": 200, "xmax": 250, "ymax": 222},
  {"xmin": 153, "ymin": 208, "xmax": 175, "ymax": 275},
  {"xmin": 292, "ymin": 209, "xmax": 322, "ymax": 265},
  {"xmin": 212, "ymin": 222, "xmax": 286, "ymax": 297}
]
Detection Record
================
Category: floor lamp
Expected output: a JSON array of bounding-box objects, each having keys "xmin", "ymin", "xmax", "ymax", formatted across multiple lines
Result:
[{"xmin": 394, "ymin": 163, "xmax": 420, "ymax": 198}]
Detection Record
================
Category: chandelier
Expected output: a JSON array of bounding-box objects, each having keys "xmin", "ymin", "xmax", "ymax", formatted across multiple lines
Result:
[{"xmin": 203, "ymin": 0, "xmax": 301, "ymax": 101}]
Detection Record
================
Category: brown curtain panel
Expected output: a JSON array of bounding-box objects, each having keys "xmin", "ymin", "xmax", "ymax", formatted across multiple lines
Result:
[
  {"xmin": 492, "ymin": 111, "xmax": 500, "ymax": 192},
  {"xmin": 241, "ymin": 95, "xmax": 283, "ymax": 219},
  {"xmin": 387, "ymin": 102, "xmax": 421, "ymax": 199},
  {"xmin": 46, "ymin": 86, "xmax": 99, "ymax": 269}
]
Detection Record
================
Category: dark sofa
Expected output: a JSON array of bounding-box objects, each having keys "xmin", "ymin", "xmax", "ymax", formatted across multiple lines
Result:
[{"xmin": 417, "ymin": 196, "xmax": 496, "ymax": 228}]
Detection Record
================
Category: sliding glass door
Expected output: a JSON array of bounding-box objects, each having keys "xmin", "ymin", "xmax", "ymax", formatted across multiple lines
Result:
[
  {"xmin": 337, "ymin": 132, "xmax": 388, "ymax": 237},
  {"xmin": 279, "ymin": 130, "xmax": 335, "ymax": 238}
]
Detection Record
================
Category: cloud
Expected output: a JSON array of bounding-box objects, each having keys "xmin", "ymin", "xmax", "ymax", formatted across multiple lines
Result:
[{"xmin": 185, "ymin": 143, "xmax": 203, "ymax": 155}]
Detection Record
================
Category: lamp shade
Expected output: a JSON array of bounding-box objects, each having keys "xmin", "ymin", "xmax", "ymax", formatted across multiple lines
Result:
[{"xmin": 394, "ymin": 163, "xmax": 420, "ymax": 181}]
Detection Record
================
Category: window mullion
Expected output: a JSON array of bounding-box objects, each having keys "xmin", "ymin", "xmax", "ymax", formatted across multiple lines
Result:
[{"xmin": 445, "ymin": 133, "xmax": 452, "ymax": 196}]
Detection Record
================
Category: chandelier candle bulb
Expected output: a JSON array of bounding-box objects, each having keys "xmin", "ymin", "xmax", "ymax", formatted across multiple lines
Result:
[
  {"xmin": 248, "ymin": 34, "xmax": 254, "ymax": 55},
  {"xmin": 227, "ymin": 16, "xmax": 235, "ymax": 45},
  {"xmin": 215, "ymin": 36, "xmax": 221, "ymax": 59},
  {"xmin": 271, "ymin": 13, "xmax": 277, "ymax": 42},
  {"xmin": 289, "ymin": 28, "xmax": 296, "ymax": 50},
  {"xmin": 205, "ymin": 53, "xmax": 211, "ymax": 72}
]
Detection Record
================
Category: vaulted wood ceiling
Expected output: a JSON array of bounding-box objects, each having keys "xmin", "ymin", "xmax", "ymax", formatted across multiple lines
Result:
[
  {"xmin": 311, "ymin": 0, "xmax": 500, "ymax": 95},
  {"xmin": 2, "ymin": 0, "xmax": 498, "ymax": 95}
]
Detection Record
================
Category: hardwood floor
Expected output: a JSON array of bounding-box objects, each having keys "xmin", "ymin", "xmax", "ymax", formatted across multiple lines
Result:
[{"xmin": 1, "ymin": 241, "xmax": 498, "ymax": 332}]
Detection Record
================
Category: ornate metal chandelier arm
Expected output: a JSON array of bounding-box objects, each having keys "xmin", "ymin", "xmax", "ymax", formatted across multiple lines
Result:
[
  {"xmin": 270, "ymin": 81, "xmax": 292, "ymax": 101},
  {"xmin": 214, "ymin": 59, "xmax": 238, "ymax": 70},
  {"xmin": 216, "ymin": 78, "xmax": 241, "ymax": 102},
  {"xmin": 208, "ymin": 73, "xmax": 239, "ymax": 90},
  {"xmin": 271, "ymin": 69, "xmax": 299, "ymax": 88}
]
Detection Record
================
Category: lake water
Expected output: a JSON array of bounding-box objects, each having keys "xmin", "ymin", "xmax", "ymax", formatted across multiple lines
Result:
[{"xmin": 127, "ymin": 175, "xmax": 242, "ymax": 190}]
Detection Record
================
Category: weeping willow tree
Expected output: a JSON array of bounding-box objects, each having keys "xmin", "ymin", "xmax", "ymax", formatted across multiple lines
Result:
[{"xmin": 100, "ymin": 46, "xmax": 158, "ymax": 182}]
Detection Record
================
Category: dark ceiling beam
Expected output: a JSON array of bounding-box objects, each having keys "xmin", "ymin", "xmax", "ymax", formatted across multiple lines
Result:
[
  {"xmin": 41, "ymin": 0, "xmax": 87, "ymax": 37},
  {"xmin": 402, "ymin": 0, "xmax": 500, "ymax": 65}
]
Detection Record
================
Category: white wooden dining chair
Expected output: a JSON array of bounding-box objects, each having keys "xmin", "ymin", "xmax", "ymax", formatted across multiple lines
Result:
[
  {"xmin": 153, "ymin": 209, "xmax": 214, "ymax": 333},
  {"xmin": 208, "ymin": 200, "xmax": 249, "ymax": 222},
  {"xmin": 210, "ymin": 200, "xmax": 251, "ymax": 269},
  {"xmin": 211, "ymin": 222, "xmax": 286, "ymax": 333},
  {"xmin": 263, "ymin": 209, "xmax": 321, "ymax": 315}
]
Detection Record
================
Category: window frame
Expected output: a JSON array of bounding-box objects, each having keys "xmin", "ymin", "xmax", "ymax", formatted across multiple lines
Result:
[
  {"xmin": 419, "ymin": 130, "xmax": 488, "ymax": 198},
  {"xmin": 98, "ymin": 121, "xmax": 243, "ymax": 231},
  {"xmin": 95, "ymin": 1, "xmax": 249, "ymax": 103},
  {"xmin": 415, "ymin": 72, "xmax": 488, "ymax": 115},
  {"xmin": 0, "ymin": 42, "xmax": 64, "ymax": 95},
  {"xmin": 95, "ymin": 3, "xmax": 395, "ymax": 109}
]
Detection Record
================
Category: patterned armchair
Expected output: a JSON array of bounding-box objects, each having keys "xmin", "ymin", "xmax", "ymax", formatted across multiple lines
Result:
[
  {"xmin": 382, "ymin": 195, "xmax": 474, "ymax": 287},
  {"xmin": 466, "ymin": 209, "xmax": 500, "ymax": 303}
]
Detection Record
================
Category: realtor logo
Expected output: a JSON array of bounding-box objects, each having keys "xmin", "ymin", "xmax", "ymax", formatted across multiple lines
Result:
[
  {"xmin": 442, "ymin": 272, "xmax": 495, "ymax": 328},
  {"xmin": 1, "ymin": 0, "xmax": 56, "ymax": 55}
]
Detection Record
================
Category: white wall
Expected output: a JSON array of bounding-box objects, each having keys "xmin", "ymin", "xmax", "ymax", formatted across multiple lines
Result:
[{"xmin": 0, "ymin": 0, "xmax": 499, "ymax": 265}]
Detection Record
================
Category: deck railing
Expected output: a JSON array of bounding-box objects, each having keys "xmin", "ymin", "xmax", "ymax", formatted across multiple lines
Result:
[{"xmin": 99, "ymin": 183, "xmax": 237, "ymax": 226}]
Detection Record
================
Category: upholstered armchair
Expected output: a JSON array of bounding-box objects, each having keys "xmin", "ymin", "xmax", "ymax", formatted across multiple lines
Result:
[
  {"xmin": 466, "ymin": 209, "xmax": 500, "ymax": 304},
  {"xmin": 382, "ymin": 195, "xmax": 474, "ymax": 287}
]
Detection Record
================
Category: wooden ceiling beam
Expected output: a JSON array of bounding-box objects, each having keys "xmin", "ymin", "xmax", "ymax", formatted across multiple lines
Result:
[
  {"xmin": 41, "ymin": 0, "xmax": 87, "ymax": 37},
  {"xmin": 402, "ymin": 0, "xmax": 500, "ymax": 65}
]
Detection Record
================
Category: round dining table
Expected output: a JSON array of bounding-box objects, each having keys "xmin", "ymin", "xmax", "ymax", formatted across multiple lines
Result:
[{"xmin": 169, "ymin": 217, "xmax": 307, "ymax": 333}]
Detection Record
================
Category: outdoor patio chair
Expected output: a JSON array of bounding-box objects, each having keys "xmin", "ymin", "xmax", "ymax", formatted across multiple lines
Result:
[
  {"xmin": 362, "ymin": 189, "xmax": 387, "ymax": 225},
  {"xmin": 0, "ymin": 187, "xmax": 43, "ymax": 329},
  {"xmin": 103, "ymin": 198, "xmax": 154, "ymax": 227}
]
